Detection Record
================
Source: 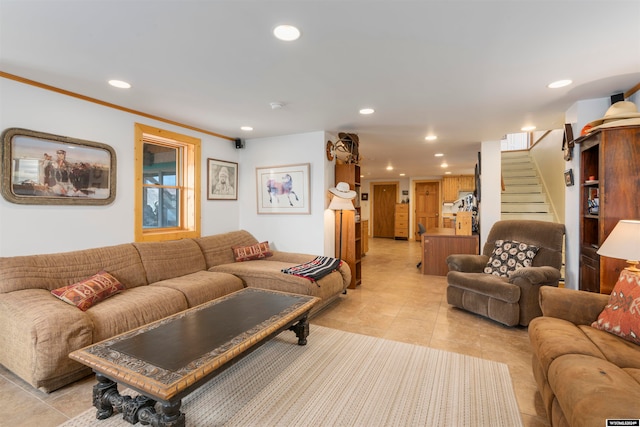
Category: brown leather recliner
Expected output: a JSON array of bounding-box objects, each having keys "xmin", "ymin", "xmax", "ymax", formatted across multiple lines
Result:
[{"xmin": 446, "ymin": 220, "xmax": 565, "ymax": 326}]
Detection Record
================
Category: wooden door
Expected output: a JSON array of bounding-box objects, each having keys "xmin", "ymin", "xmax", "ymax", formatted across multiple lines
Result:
[
  {"xmin": 415, "ymin": 182, "xmax": 440, "ymax": 235},
  {"xmin": 373, "ymin": 184, "xmax": 397, "ymax": 238}
]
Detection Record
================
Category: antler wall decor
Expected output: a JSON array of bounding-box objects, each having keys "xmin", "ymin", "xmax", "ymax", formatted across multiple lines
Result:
[{"xmin": 330, "ymin": 132, "xmax": 360, "ymax": 164}]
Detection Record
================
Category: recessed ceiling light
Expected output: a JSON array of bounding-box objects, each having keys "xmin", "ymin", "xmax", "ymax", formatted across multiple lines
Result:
[
  {"xmin": 440, "ymin": 162, "xmax": 448, "ymax": 168},
  {"xmin": 359, "ymin": 108, "xmax": 375, "ymax": 115},
  {"xmin": 445, "ymin": 171, "xmax": 452, "ymax": 175},
  {"xmin": 386, "ymin": 166, "xmax": 393, "ymax": 171},
  {"xmin": 240, "ymin": 126, "xmax": 253, "ymax": 131},
  {"xmin": 547, "ymin": 79, "xmax": 573, "ymax": 89},
  {"xmin": 108, "ymin": 79, "xmax": 131, "ymax": 89},
  {"xmin": 425, "ymin": 135, "xmax": 437, "ymax": 141},
  {"xmin": 521, "ymin": 125, "xmax": 536, "ymax": 131},
  {"xmin": 273, "ymin": 25, "xmax": 300, "ymax": 41},
  {"xmin": 399, "ymin": 173, "xmax": 406, "ymax": 177},
  {"xmin": 434, "ymin": 153, "xmax": 444, "ymax": 157}
]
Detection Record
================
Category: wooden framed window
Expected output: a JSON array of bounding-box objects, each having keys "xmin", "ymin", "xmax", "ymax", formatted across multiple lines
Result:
[{"xmin": 134, "ymin": 123, "xmax": 200, "ymax": 242}]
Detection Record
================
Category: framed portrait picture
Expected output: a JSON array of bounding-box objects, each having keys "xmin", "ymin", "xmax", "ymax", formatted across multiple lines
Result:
[
  {"xmin": 256, "ymin": 163, "xmax": 310, "ymax": 214},
  {"xmin": 564, "ymin": 169, "xmax": 574, "ymax": 187},
  {"xmin": 1, "ymin": 127, "xmax": 116, "ymax": 205},
  {"xmin": 207, "ymin": 158, "xmax": 238, "ymax": 200}
]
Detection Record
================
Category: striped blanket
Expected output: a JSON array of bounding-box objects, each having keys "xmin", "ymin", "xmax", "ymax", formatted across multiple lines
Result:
[{"xmin": 281, "ymin": 256, "xmax": 342, "ymax": 282}]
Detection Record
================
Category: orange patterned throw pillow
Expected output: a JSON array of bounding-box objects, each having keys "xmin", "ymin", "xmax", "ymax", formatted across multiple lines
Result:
[
  {"xmin": 232, "ymin": 241, "xmax": 273, "ymax": 262},
  {"xmin": 592, "ymin": 270, "xmax": 640, "ymax": 345},
  {"xmin": 51, "ymin": 271, "xmax": 125, "ymax": 311}
]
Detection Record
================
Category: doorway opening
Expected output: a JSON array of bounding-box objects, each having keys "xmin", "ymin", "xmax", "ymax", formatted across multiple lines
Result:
[
  {"xmin": 413, "ymin": 180, "xmax": 441, "ymax": 240},
  {"xmin": 371, "ymin": 182, "xmax": 398, "ymax": 238}
]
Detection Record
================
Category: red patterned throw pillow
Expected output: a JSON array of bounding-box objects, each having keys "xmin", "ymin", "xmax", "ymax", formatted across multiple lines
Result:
[
  {"xmin": 232, "ymin": 241, "xmax": 273, "ymax": 262},
  {"xmin": 592, "ymin": 270, "xmax": 640, "ymax": 345},
  {"xmin": 51, "ymin": 271, "xmax": 125, "ymax": 311}
]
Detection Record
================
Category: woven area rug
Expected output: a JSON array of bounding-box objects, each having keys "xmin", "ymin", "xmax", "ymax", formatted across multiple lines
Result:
[{"xmin": 60, "ymin": 325, "xmax": 522, "ymax": 427}]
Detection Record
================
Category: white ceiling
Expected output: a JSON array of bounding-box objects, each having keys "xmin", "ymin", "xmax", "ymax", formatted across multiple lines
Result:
[{"xmin": 1, "ymin": 1, "xmax": 639, "ymax": 179}]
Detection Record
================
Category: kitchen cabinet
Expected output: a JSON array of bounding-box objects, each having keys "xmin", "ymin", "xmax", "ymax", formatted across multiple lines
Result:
[{"xmin": 442, "ymin": 175, "xmax": 475, "ymax": 202}]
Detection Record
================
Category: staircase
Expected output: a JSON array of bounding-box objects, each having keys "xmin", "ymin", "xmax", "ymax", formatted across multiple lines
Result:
[{"xmin": 501, "ymin": 151, "xmax": 555, "ymax": 222}]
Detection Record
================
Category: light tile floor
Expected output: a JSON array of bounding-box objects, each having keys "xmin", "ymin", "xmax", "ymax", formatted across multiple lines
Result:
[{"xmin": 0, "ymin": 237, "xmax": 550, "ymax": 426}]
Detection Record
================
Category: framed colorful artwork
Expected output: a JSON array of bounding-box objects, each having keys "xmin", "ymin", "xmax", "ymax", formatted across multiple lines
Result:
[{"xmin": 256, "ymin": 163, "xmax": 310, "ymax": 214}]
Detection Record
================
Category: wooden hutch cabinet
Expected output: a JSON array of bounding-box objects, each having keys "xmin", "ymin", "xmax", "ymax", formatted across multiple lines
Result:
[
  {"xmin": 578, "ymin": 125, "xmax": 640, "ymax": 294},
  {"xmin": 335, "ymin": 164, "xmax": 362, "ymax": 289}
]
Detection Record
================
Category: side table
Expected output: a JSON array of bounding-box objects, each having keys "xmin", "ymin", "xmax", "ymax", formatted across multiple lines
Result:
[{"xmin": 421, "ymin": 228, "xmax": 479, "ymax": 276}]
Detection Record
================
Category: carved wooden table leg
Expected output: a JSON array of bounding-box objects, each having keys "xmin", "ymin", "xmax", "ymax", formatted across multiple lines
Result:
[
  {"xmin": 121, "ymin": 395, "xmax": 156, "ymax": 424},
  {"xmin": 93, "ymin": 373, "xmax": 119, "ymax": 419},
  {"xmin": 93, "ymin": 373, "xmax": 186, "ymax": 426},
  {"xmin": 138, "ymin": 400, "xmax": 185, "ymax": 427},
  {"xmin": 289, "ymin": 316, "xmax": 310, "ymax": 345}
]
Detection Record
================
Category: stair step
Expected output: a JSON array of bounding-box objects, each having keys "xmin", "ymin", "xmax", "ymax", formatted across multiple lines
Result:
[
  {"xmin": 501, "ymin": 202, "xmax": 550, "ymax": 213},
  {"xmin": 501, "ymin": 212, "xmax": 555, "ymax": 221},
  {"xmin": 501, "ymin": 150, "xmax": 557, "ymax": 222},
  {"xmin": 502, "ymin": 160, "xmax": 532, "ymax": 169},
  {"xmin": 502, "ymin": 151, "xmax": 530, "ymax": 158},
  {"xmin": 502, "ymin": 162, "xmax": 535, "ymax": 170},
  {"xmin": 502, "ymin": 193, "xmax": 547, "ymax": 203},
  {"xmin": 503, "ymin": 176, "xmax": 540, "ymax": 185},
  {"xmin": 502, "ymin": 169, "xmax": 537, "ymax": 177},
  {"xmin": 502, "ymin": 184, "xmax": 543, "ymax": 193},
  {"xmin": 502, "ymin": 154, "xmax": 532, "ymax": 161}
]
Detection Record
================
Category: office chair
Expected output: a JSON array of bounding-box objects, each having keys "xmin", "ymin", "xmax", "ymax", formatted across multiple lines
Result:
[{"xmin": 416, "ymin": 223, "xmax": 426, "ymax": 268}]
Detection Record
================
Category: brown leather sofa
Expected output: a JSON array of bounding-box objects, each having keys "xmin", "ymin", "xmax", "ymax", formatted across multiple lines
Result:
[
  {"xmin": 0, "ymin": 230, "xmax": 350, "ymax": 392},
  {"xmin": 528, "ymin": 286, "xmax": 640, "ymax": 426}
]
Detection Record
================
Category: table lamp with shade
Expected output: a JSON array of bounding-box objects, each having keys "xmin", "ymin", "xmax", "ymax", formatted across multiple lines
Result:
[
  {"xmin": 597, "ymin": 220, "xmax": 640, "ymax": 273},
  {"xmin": 328, "ymin": 182, "xmax": 357, "ymax": 261}
]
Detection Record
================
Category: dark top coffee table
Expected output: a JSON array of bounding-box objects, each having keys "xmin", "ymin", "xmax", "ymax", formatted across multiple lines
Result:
[{"xmin": 69, "ymin": 287, "xmax": 319, "ymax": 427}]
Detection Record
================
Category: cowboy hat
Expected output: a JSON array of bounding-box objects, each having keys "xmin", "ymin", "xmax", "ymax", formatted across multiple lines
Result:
[
  {"xmin": 586, "ymin": 101, "xmax": 640, "ymax": 132},
  {"xmin": 329, "ymin": 182, "xmax": 357, "ymax": 199}
]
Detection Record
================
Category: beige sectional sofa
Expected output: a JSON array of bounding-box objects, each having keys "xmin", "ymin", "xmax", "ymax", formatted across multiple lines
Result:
[
  {"xmin": 528, "ymin": 286, "xmax": 640, "ymax": 426},
  {"xmin": 0, "ymin": 230, "xmax": 350, "ymax": 392}
]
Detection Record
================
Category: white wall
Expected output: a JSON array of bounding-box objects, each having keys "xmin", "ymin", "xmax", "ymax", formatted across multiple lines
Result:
[
  {"xmin": 0, "ymin": 79, "xmax": 237, "ymax": 256},
  {"xmin": 238, "ymin": 131, "xmax": 332, "ymax": 256},
  {"xmin": 529, "ymin": 129, "xmax": 566, "ymax": 223},
  {"xmin": 479, "ymin": 140, "xmax": 502, "ymax": 250},
  {"xmin": 0, "ymin": 80, "xmax": 339, "ymax": 258}
]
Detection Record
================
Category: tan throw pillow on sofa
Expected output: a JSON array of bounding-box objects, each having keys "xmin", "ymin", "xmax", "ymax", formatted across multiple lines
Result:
[
  {"xmin": 592, "ymin": 269, "xmax": 640, "ymax": 345},
  {"xmin": 232, "ymin": 241, "xmax": 273, "ymax": 262},
  {"xmin": 51, "ymin": 271, "xmax": 124, "ymax": 311},
  {"xmin": 484, "ymin": 239, "xmax": 539, "ymax": 277}
]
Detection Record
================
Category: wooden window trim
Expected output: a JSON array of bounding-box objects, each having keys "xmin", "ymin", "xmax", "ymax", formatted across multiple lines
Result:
[{"xmin": 134, "ymin": 123, "xmax": 201, "ymax": 242}]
